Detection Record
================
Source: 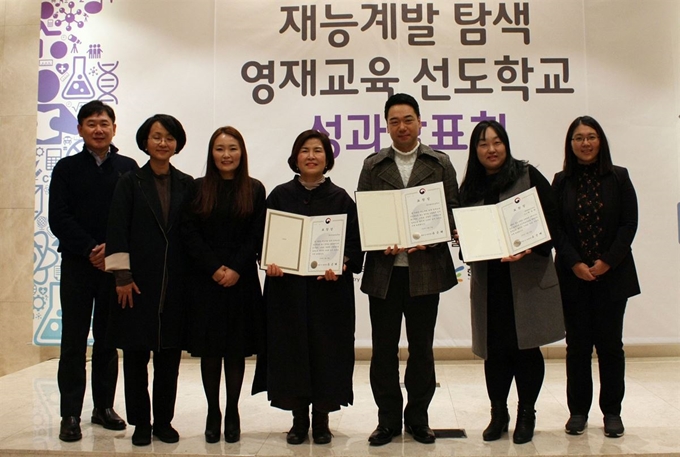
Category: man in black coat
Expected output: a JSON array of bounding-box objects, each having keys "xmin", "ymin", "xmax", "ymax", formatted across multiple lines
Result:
[{"xmin": 48, "ymin": 100, "xmax": 138, "ymax": 442}]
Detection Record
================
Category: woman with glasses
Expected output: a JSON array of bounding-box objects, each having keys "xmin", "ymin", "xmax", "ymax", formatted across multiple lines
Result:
[
  {"xmin": 256, "ymin": 130, "xmax": 363, "ymax": 445},
  {"xmin": 458, "ymin": 120, "xmax": 564, "ymax": 444},
  {"xmin": 552, "ymin": 116, "xmax": 640, "ymax": 438},
  {"xmin": 105, "ymin": 114, "xmax": 192, "ymax": 446},
  {"xmin": 181, "ymin": 126, "xmax": 266, "ymax": 443}
]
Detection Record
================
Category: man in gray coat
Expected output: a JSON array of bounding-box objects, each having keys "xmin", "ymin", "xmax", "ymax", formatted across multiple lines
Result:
[{"xmin": 357, "ymin": 93, "xmax": 459, "ymax": 446}]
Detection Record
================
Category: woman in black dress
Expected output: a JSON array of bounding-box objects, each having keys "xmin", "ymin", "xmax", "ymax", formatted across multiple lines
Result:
[
  {"xmin": 552, "ymin": 116, "xmax": 639, "ymax": 438},
  {"xmin": 259, "ymin": 130, "xmax": 363, "ymax": 445},
  {"xmin": 105, "ymin": 114, "xmax": 192, "ymax": 446},
  {"xmin": 182, "ymin": 126, "xmax": 266, "ymax": 443}
]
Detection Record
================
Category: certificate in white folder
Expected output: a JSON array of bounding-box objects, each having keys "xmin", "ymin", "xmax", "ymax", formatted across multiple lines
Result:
[
  {"xmin": 355, "ymin": 182, "xmax": 452, "ymax": 251},
  {"xmin": 452, "ymin": 187, "xmax": 551, "ymax": 262},
  {"xmin": 261, "ymin": 209, "xmax": 347, "ymax": 276}
]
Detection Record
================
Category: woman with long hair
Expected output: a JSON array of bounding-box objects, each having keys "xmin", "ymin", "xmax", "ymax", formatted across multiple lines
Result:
[
  {"xmin": 458, "ymin": 120, "xmax": 564, "ymax": 444},
  {"xmin": 182, "ymin": 126, "xmax": 266, "ymax": 443}
]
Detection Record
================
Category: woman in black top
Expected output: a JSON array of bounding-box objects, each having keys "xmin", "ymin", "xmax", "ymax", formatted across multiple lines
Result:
[
  {"xmin": 105, "ymin": 114, "xmax": 192, "ymax": 446},
  {"xmin": 182, "ymin": 126, "xmax": 266, "ymax": 443},
  {"xmin": 552, "ymin": 116, "xmax": 639, "ymax": 438},
  {"xmin": 257, "ymin": 130, "xmax": 363, "ymax": 445},
  {"xmin": 458, "ymin": 120, "xmax": 564, "ymax": 444}
]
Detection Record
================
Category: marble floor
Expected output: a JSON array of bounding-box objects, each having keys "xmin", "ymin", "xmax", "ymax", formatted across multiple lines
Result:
[{"xmin": 0, "ymin": 357, "xmax": 678, "ymax": 457}]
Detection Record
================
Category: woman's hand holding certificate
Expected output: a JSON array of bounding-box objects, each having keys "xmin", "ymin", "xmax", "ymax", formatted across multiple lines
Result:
[
  {"xmin": 261, "ymin": 209, "xmax": 347, "ymax": 276},
  {"xmin": 453, "ymin": 187, "xmax": 550, "ymax": 262}
]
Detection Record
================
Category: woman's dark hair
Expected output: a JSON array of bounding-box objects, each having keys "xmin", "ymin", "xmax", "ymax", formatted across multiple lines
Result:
[
  {"xmin": 459, "ymin": 120, "xmax": 527, "ymax": 206},
  {"xmin": 287, "ymin": 129, "xmax": 335, "ymax": 173},
  {"xmin": 193, "ymin": 126, "xmax": 253, "ymax": 219},
  {"xmin": 563, "ymin": 115, "xmax": 613, "ymax": 176},
  {"xmin": 135, "ymin": 114, "xmax": 187, "ymax": 154}
]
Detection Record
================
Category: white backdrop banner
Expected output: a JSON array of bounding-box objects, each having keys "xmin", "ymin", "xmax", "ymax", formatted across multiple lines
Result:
[{"xmin": 33, "ymin": 0, "xmax": 680, "ymax": 347}]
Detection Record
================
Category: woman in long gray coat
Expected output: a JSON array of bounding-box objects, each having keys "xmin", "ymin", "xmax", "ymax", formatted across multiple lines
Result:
[{"xmin": 457, "ymin": 121, "xmax": 564, "ymax": 444}]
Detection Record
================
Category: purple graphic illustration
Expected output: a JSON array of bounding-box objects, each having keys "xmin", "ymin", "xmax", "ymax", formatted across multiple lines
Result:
[
  {"xmin": 67, "ymin": 34, "xmax": 81, "ymax": 53},
  {"xmin": 34, "ymin": 231, "xmax": 59, "ymax": 286},
  {"xmin": 50, "ymin": 41, "xmax": 68, "ymax": 59},
  {"xmin": 97, "ymin": 61, "xmax": 119, "ymax": 103},
  {"xmin": 37, "ymin": 70, "xmax": 60, "ymax": 102},
  {"xmin": 84, "ymin": 0, "xmax": 105, "ymax": 15},
  {"xmin": 37, "ymin": 104, "xmax": 78, "ymax": 144},
  {"xmin": 62, "ymin": 56, "xmax": 95, "ymax": 99},
  {"xmin": 35, "ymin": 0, "xmax": 116, "ymax": 345},
  {"xmin": 52, "ymin": 2, "xmax": 85, "ymax": 32},
  {"xmin": 88, "ymin": 44, "xmax": 103, "ymax": 59}
]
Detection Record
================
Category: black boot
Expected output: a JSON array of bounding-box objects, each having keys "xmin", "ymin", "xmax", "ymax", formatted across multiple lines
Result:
[
  {"xmin": 513, "ymin": 404, "xmax": 536, "ymax": 444},
  {"xmin": 204, "ymin": 408, "xmax": 221, "ymax": 443},
  {"xmin": 224, "ymin": 407, "xmax": 240, "ymax": 443},
  {"xmin": 311, "ymin": 408, "xmax": 332, "ymax": 444},
  {"xmin": 482, "ymin": 401, "xmax": 509, "ymax": 441},
  {"xmin": 286, "ymin": 406, "xmax": 310, "ymax": 445}
]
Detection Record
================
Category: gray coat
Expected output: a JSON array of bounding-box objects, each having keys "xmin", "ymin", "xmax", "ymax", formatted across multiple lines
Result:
[
  {"xmin": 468, "ymin": 168, "xmax": 565, "ymax": 359},
  {"xmin": 357, "ymin": 143, "xmax": 459, "ymax": 298}
]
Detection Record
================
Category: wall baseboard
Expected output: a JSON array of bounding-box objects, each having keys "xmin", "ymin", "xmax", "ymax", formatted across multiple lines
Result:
[
  {"xmin": 210, "ymin": 344, "xmax": 680, "ymax": 362},
  {"xmin": 352, "ymin": 344, "xmax": 680, "ymax": 361}
]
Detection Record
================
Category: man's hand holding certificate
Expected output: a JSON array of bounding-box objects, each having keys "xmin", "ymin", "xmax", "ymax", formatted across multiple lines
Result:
[
  {"xmin": 453, "ymin": 187, "xmax": 550, "ymax": 262},
  {"xmin": 355, "ymin": 182, "xmax": 452, "ymax": 251},
  {"xmin": 261, "ymin": 209, "xmax": 347, "ymax": 276}
]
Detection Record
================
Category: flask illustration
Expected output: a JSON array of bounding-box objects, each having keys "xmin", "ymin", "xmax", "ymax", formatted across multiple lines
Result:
[{"xmin": 61, "ymin": 56, "xmax": 95, "ymax": 99}]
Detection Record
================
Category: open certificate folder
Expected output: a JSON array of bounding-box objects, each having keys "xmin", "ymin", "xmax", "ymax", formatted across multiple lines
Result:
[
  {"xmin": 355, "ymin": 182, "xmax": 452, "ymax": 251},
  {"xmin": 260, "ymin": 209, "xmax": 347, "ymax": 276},
  {"xmin": 452, "ymin": 187, "xmax": 551, "ymax": 262}
]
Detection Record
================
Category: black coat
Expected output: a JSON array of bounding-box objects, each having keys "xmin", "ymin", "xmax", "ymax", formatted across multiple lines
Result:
[
  {"xmin": 181, "ymin": 177, "xmax": 267, "ymax": 357},
  {"xmin": 256, "ymin": 177, "xmax": 363, "ymax": 409},
  {"xmin": 105, "ymin": 162, "xmax": 193, "ymax": 351},
  {"xmin": 48, "ymin": 145, "xmax": 138, "ymax": 257},
  {"xmin": 552, "ymin": 166, "xmax": 640, "ymax": 302}
]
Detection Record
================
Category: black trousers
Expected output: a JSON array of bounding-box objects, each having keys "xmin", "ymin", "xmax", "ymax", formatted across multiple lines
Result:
[
  {"xmin": 369, "ymin": 267, "xmax": 439, "ymax": 429},
  {"xmin": 485, "ymin": 260, "xmax": 544, "ymax": 407},
  {"xmin": 122, "ymin": 349, "xmax": 181, "ymax": 426},
  {"xmin": 564, "ymin": 280, "xmax": 627, "ymax": 416},
  {"xmin": 57, "ymin": 253, "xmax": 119, "ymax": 417},
  {"xmin": 485, "ymin": 346, "xmax": 545, "ymax": 407}
]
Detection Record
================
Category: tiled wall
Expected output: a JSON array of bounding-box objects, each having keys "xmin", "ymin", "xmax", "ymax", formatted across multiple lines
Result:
[{"xmin": 0, "ymin": 0, "xmax": 59, "ymax": 376}]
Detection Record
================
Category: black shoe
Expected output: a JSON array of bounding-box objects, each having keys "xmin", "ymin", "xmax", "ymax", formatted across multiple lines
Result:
[
  {"xmin": 59, "ymin": 416, "xmax": 82, "ymax": 442},
  {"xmin": 286, "ymin": 407, "xmax": 310, "ymax": 445},
  {"xmin": 368, "ymin": 425, "xmax": 401, "ymax": 446},
  {"xmin": 603, "ymin": 414, "xmax": 624, "ymax": 438},
  {"xmin": 204, "ymin": 409, "xmax": 221, "ymax": 443},
  {"xmin": 153, "ymin": 423, "xmax": 180, "ymax": 443},
  {"xmin": 405, "ymin": 424, "xmax": 436, "ymax": 444},
  {"xmin": 131, "ymin": 424, "xmax": 152, "ymax": 446},
  {"xmin": 565, "ymin": 415, "xmax": 588, "ymax": 435},
  {"xmin": 483, "ymin": 402, "xmax": 509, "ymax": 441},
  {"xmin": 91, "ymin": 407, "xmax": 126, "ymax": 431},
  {"xmin": 224, "ymin": 410, "xmax": 240, "ymax": 443},
  {"xmin": 512, "ymin": 404, "xmax": 536, "ymax": 444},
  {"xmin": 311, "ymin": 409, "xmax": 332, "ymax": 445}
]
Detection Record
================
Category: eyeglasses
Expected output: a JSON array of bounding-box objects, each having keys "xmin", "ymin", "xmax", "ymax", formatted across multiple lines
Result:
[
  {"xmin": 572, "ymin": 135, "xmax": 599, "ymax": 144},
  {"xmin": 148, "ymin": 136, "xmax": 176, "ymax": 144}
]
